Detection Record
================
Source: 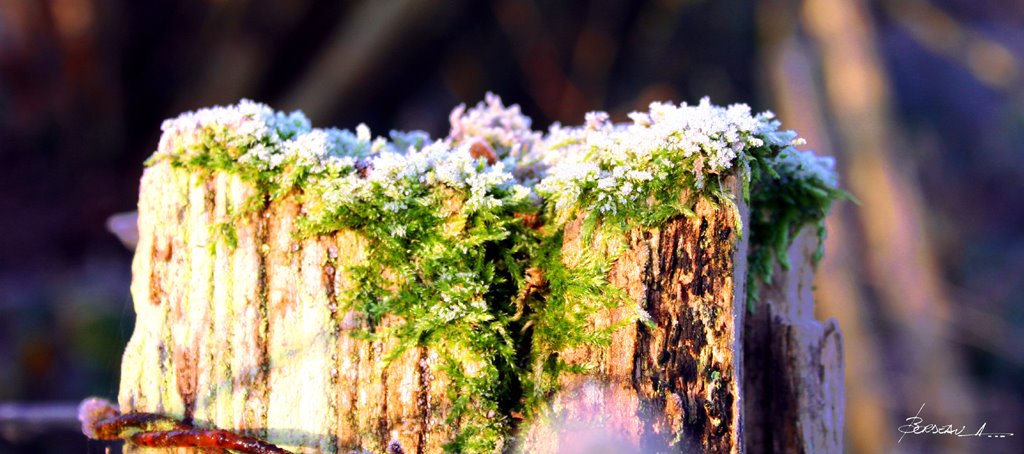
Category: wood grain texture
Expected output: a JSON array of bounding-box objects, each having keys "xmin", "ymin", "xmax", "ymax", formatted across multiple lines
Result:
[{"xmin": 119, "ymin": 163, "xmax": 455, "ymax": 453}]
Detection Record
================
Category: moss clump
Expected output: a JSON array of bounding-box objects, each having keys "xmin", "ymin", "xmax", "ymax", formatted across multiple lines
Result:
[
  {"xmin": 533, "ymin": 99, "xmax": 850, "ymax": 315},
  {"xmin": 745, "ymin": 146, "xmax": 852, "ymax": 310},
  {"xmin": 147, "ymin": 94, "xmax": 847, "ymax": 451}
]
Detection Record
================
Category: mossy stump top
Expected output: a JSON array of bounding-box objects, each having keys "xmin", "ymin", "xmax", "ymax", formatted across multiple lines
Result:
[{"xmin": 115, "ymin": 94, "xmax": 846, "ymax": 453}]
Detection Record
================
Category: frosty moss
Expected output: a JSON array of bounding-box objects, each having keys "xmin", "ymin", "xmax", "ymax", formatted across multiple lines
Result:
[{"xmin": 536, "ymin": 97, "xmax": 806, "ymax": 226}]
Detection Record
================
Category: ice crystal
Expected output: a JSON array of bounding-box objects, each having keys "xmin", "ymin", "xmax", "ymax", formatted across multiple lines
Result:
[
  {"xmin": 156, "ymin": 99, "xmax": 310, "ymax": 169},
  {"xmin": 447, "ymin": 92, "xmax": 547, "ymax": 184}
]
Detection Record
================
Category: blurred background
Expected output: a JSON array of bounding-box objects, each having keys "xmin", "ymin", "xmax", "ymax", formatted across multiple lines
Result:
[{"xmin": 0, "ymin": 0, "xmax": 1022, "ymax": 452}]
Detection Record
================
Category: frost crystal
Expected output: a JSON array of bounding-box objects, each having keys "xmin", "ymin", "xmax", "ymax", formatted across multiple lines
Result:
[
  {"xmin": 448, "ymin": 92, "xmax": 541, "ymax": 155},
  {"xmin": 156, "ymin": 99, "xmax": 311, "ymax": 169},
  {"xmin": 153, "ymin": 100, "xmax": 530, "ymax": 217},
  {"xmin": 447, "ymin": 92, "xmax": 546, "ymax": 184}
]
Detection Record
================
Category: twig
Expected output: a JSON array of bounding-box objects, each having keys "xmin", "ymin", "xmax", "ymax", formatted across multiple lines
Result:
[
  {"xmin": 78, "ymin": 397, "xmax": 292, "ymax": 454},
  {"xmin": 129, "ymin": 429, "xmax": 291, "ymax": 453}
]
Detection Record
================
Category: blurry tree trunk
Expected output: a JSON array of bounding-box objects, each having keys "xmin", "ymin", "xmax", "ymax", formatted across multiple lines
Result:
[
  {"xmin": 281, "ymin": 0, "xmax": 447, "ymax": 119},
  {"xmin": 800, "ymin": 0, "xmax": 975, "ymax": 452},
  {"xmin": 756, "ymin": 2, "xmax": 894, "ymax": 451},
  {"xmin": 119, "ymin": 165, "xmax": 844, "ymax": 452}
]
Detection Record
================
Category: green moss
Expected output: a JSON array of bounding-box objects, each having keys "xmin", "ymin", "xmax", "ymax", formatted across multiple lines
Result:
[
  {"xmin": 518, "ymin": 229, "xmax": 643, "ymax": 412},
  {"xmin": 744, "ymin": 146, "xmax": 853, "ymax": 312}
]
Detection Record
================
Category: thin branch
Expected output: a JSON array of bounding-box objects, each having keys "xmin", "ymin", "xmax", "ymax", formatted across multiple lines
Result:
[{"xmin": 78, "ymin": 398, "xmax": 292, "ymax": 454}]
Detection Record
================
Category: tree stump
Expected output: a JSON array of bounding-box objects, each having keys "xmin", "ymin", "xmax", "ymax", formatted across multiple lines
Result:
[{"xmin": 114, "ymin": 97, "xmax": 846, "ymax": 453}]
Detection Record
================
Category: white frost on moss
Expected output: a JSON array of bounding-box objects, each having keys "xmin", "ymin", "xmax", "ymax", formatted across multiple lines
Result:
[
  {"xmin": 448, "ymin": 92, "xmax": 542, "ymax": 157},
  {"xmin": 771, "ymin": 147, "xmax": 839, "ymax": 188},
  {"xmin": 153, "ymin": 100, "xmax": 530, "ymax": 217},
  {"xmin": 151, "ymin": 96, "xmax": 838, "ymax": 228},
  {"xmin": 156, "ymin": 99, "xmax": 311, "ymax": 169},
  {"xmin": 447, "ymin": 92, "xmax": 548, "ymax": 184},
  {"xmin": 535, "ymin": 97, "xmax": 818, "ymax": 220}
]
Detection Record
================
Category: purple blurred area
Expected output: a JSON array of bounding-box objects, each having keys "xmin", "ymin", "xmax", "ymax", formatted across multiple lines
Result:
[{"xmin": 1, "ymin": 0, "xmax": 1022, "ymax": 452}]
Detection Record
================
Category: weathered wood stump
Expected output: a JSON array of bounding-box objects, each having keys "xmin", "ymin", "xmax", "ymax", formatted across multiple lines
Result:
[{"xmin": 115, "ymin": 97, "xmax": 845, "ymax": 453}]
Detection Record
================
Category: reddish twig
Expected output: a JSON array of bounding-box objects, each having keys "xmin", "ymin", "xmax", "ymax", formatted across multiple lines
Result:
[
  {"xmin": 129, "ymin": 429, "xmax": 291, "ymax": 453},
  {"xmin": 89, "ymin": 412, "xmax": 189, "ymax": 440},
  {"xmin": 78, "ymin": 397, "xmax": 292, "ymax": 454}
]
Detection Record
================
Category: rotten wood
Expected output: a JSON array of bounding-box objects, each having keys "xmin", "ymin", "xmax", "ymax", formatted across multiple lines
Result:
[{"xmin": 519, "ymin": 178, "xmax": 749, "ymax": 453}]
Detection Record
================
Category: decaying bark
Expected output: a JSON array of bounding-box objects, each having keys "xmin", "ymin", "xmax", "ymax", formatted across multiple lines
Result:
[
  {"xmin": 519, "ymin": 178, "xmax": 748, "ymax": 453},
  {"xmin": 742, "ymin": 225, "xmax": 844, "ymax": 453},
  {"xmin": 120, "ymin": 164, "xmax": 843, "ymax": 452}
]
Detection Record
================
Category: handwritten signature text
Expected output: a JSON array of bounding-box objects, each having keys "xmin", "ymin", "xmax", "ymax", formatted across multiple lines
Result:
[{"xmin": 897, "ymin": 403, "xmax": 1014, "ymax": 443}]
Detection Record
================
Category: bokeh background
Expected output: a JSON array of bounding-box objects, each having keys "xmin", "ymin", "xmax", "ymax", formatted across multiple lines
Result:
[{"xmin": 1, "ymin": 0, "xmax": 1022, "ymax": 452}]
